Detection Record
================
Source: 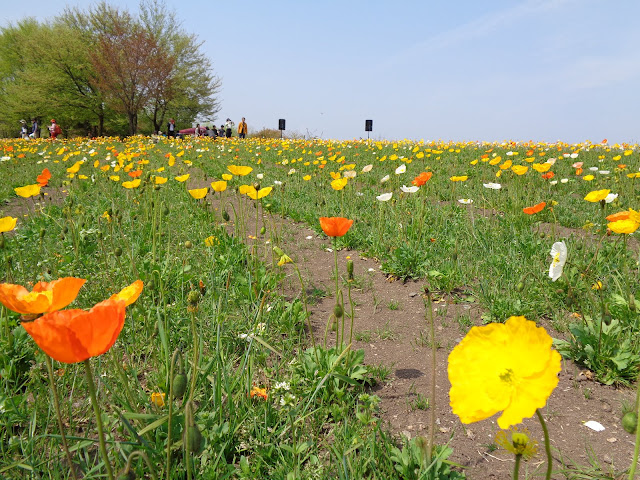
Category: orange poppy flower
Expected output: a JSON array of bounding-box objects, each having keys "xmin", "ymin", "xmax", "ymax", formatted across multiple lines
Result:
[
  {"xmin": 319, "ymin": 217, "xmax": 354, "ymax": 237},
  {"xmin": 37, "ymin": 168, "xmax": 51, "ymax": 187},
  {"xmin": 575, "ymin": 168, "xmax": 583, "ymax": 176},
  {"xmin": 541, "ymin": 172, "xmax": 555, "ymax": 179},
  {"xmin": 606, "ymin": 210, "xmax": 630, "ymax": 222},
  {"xmin": 250, "ymin": 386, "xmax": 268, "ymax": 400},
  {"xmin": 128, "ymin": 170, "xmax": 143, "ymax": 178},
  {"xmin": 523, "ymin": 202, "xmax": 546, "ymax": 215},
  {"xmin": 22, "ymin": 298, "xmax": 126, "ymax": 363},
  {"xmin": 412, "ymin": 171, "xmax": 433, "ymax": 186},
  {"xmin": 0, "ymin": 278, "xmax": 86, "ymax": 315}
]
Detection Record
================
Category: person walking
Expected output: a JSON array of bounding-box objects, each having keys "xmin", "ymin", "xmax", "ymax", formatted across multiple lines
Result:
[
  {"xmin": 19, "ymin": 120, "xmax": 28, "ymax": 139},
  {"xmin": 238, "ymin": 117, "xmax": 248, "ymax": 139},
  {"xmin": 29, "ymin": 118, "xmax": 39, "ymax": 139},
  {"xmin": 224, "ymin": 118, "xmax": 234, "ymax": 138},
  {"xmin": 48, "ymin": 119, "xmax": 61, "ymax": 140},
  {"xmin": 167, "ymin": 119, "xmax": 176, "ymax": 138}
]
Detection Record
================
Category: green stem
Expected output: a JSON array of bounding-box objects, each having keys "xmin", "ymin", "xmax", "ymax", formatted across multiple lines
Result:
[
  {"xmin": 513, "ymin": 453, "xmax": 522, "ymax": 480},
  {"xmin": 427, "ymin": 291, "xmax": 436, "ymax": 462},
  {"xmin": 333, "ymin": 238, "xmax": 340, "ymax": 347},
  {"xmin": 629, "ymin": 375, "xmax": 640, "ymax": 479},
  {"xmin": 45, "ymin": 356, "xmax": 78, "ymax": 480},
  {"xmin": 83, "ymin": 359, "xmax": 114, "ymax": 480},
  {"xmin": 536, "ymin": 409, "xmax": 552, "ymax": 480},
  {"xmin": 293, "ymin": 263, "xmax": 317, "ymax": 355},
  {"xmin": 188, "ymin": 310, "xmax": 199, "ymax": 402}
]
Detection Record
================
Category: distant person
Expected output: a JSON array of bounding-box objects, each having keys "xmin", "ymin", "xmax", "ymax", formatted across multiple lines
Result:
[
  {"xmin": 224, "ymin": 118, "xmax": 234, "ymax": 138},
  {"xmin": 29, "ymin": 118, "xmax": 40, "ymax": 139},
  {"xmin": 207, "ymin": 126, "xmax": 217, "ymax": 139},
  {"xmin": 167, "ymin": 119, "xmax": 176, "ymax": 138},
  {"xmin": 48, "ymin": 119, "xmax": 62, "ymax": 139},
  {"xmin": 19, "ymin": 120, "xmax": 28, "ymax": 139},
  {"xmin": 218, "ymin": 125, "xmax": 225, "ymax": 137},
  {"xmin": 238, "ymin": 117, "xmax": 247, "ymax": 139},
  {"xmin": 194, "ymin": 123, "xmax": 201, "ymax": 137}
]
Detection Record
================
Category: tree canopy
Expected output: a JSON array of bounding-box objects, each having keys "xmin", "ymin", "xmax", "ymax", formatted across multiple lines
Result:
[{"xmin": 0, "ymin": 0, "xmax": 221, "ymax": 137}]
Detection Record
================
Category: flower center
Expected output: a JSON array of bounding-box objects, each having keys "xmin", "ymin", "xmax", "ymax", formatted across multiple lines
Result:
[
  {"xmin": 499, "ymin": 368, "xmax": 514, "ymax": 384},
  {"xmin": 552, "ymin": 252, "xmax": 561, "ymax": 266}
]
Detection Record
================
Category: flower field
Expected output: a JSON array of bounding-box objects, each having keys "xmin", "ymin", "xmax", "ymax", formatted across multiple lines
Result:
[{"xmin": 1, "ymin": 135, "xmax": 640, "ymax": 479}]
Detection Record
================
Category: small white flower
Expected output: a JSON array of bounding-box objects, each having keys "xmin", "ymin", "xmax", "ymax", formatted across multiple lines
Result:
[
  {"xmin": 549, "ymin": 180, "xmax": 558, "ymax": 185},
  {"xmin": 380, "ymin": 175, "xmax": 390, "ymax": 183},
  {"xmin": 362, "ymin": 164, "xmax": 373, "ymax": 172},
  {"xmin": 589, "ymin": 166, "xmax": 598, "ymax": 171},
  {"xmin": 483, "ymin": 182, "xmax": 502, "ymax": 190},
  {"xmin": 274, "ymin": 180, "xmax": 283, "ymax": 186},
  {"xmin": 395, "ymin": 164, "xmax": 407, "ymax": 174},
  {"xmin": 257, "ymin": 173, "xmax": 264, "ymax": 179},
  {"xmin": 458, "ymin": 198, "xmax": 473, "ymax": 204},
  {"xmin": 506, "ymin": 151, "xmax": 514, "ymax": 156},
  {"xmin": 376, "ymin": 192, "xmax": 393, "ymax": 202},
  {"xmin": 563, "ymin": 153, "xmax": 571, "ymax": 158},
  {"xmin": 598, "ymin": 170, "xmax": 610, "ymax": 175},
  {"xmin": 549, "ymin": 241, "xmax": 567, "ymax": 282},
  {"xmin": 400, "ymin": 185, "xmax": 419, "ymax": 193},
  {"xmin": 604, "ymin": 193, "xmax": 618, "ymax": 203},
  {"xmin": 343, "ymin": 170, "xmax": 357, "ymax": 178},
  {"xmin": 288, "ymin": 168, "xmax": 296, "ymax": 175},
  {"xmin": 560, "ymin": 178, "xmax": 569, "ymax": 183}
]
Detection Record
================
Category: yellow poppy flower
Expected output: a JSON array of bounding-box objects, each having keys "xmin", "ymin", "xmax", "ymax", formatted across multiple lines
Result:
[
  {"xmin": 175, "ymin": 174, "xmax": 190, "ymax": 182},
  {"xmin": 532, "ymin": 163, "xmax": 551, "ymax": 173},
  {"xmin": 211, "ymin": 180, "xmax": 227, "ymax": 192},
  {"xmin": 15, "ymin": 184, "xmax": 41, "ymax": 198},
  {"xmin": 110, "ymin": 175, "xmax": 120, "ymax": 181},
  {"xmin": 122, "ymin": 179, "xmax": 141, "ymax": 189},
  {"xmin": 499, "ymin": 160, "xmax": 513, "ymax": 170},
  {"xmin": 608, "ymin": 219, "xmax": 640, "ymax": 234},
  {"xmin": 247, "ymin": 186, "xmax": 272, "ymax": 200},
  {"xmin": 188, "ymin": 188, "xmax": 208, "ymax": 199},
  {"xmin": 511, "ymin": 165, "xmax": 528, "ymax": 175},
  {"xmin": 489, "ymin": 156, "xmax": 502, "ymax": 166},
  {"xmin": 238, "ymin": 184, "xmax": 253, "ymax": 195},
  {"xmin": 448, "ymin": 315, "xmax": 560, "ymax": 429},
  {"xmin": 331, "ymin": 178, "xmax": 348, "ymax": 190},
  {"xmin": 204, "ymin": 235, "xmax": 218, "ymax": 247},
  {"xmin": 227, "ymin": 165, "xmax": 253, "ymax": 176},
  {"xmin": 222, "ymin": 173, "xmax": 233, "ymax": 181},
  {"xmin": 583, "ymin": 175, "xmax": 595, "ymax": 181},
  {"xmin": 303, "ymin": 175, "xmax": 311, "ymax": 181},
  {"xmin": 450, "ymin": 176, "xmax": 468, "ymax": 182},
  {"xmin": 0, "ymin": 216, "xmax": 17, "ymax": 233},
  {"xmin": 155, "ymin": 176, "xmax": 168, "ymax": 185},
  {"xmin": 584, "ymin": 189, "xmax": 610, "ymax": 202}
]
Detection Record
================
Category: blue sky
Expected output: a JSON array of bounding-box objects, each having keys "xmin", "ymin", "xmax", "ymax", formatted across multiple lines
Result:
[{"xmin": 5, "ymin": 0, "xmax": 640, "ymax": 143}]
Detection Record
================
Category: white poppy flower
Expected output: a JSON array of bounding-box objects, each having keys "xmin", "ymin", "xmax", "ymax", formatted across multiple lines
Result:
[
  {"xmin": 458, "ymin": 198, "xmax": 473, "ymax": 204},
  {"xmin": 362, "ymin": 164, "xmax": 373, "ymax": 172},
  {"xmin": 395, "ymin": 164, "xmax": 407, "ymax": 174},
  {"xmin": 380, "ymin": 175, "xmax": 390, "ymax": 183},
  {"xmin": 604, "ymin": 193, "xmax": 618, "ymax": 203},
  {"xmin": 570, "ymin": 153, "xmax": 579, "ymax": 159},
  {"xmin": 343, "ymin": 170, "xmax": 357, "ymax": 178},
  {"xmin": 256, "ymin": 173, "xmax": 264, "ymax": 179},
  {"xmin": 274, "ymin": 180, "xmax": 283, "ymax": 186},
  {"xmin": 598, "ymin": 170, "xmax": 610, "ymax": 175},
  {"xmin": 288, "ymin": 168, "xmax": 296, "ymax": 175},
  {"xmin": 549, "ymin": 180, "xmax": 558, "ymax": 185},
  {"xmin": 401, "ymin": 185, "xmax": 419, "ymax": 193},
  {"xmin": 560, "ymin": 178, "xmax": 569, "ymax": 183},
  {"xmin": 589, "ymin": 166, "xmax": 598, "ymax": 171},
  {"xmin": 376, "ymin": 192, "xmax": 393, "ymax": 202},
  {"xmin": 547, "ymin": 158, "xmax": 556, "ymax": 165},
  {"xmin": 549, "ymin": 241, "xmax": 567, "ymax": 282},
  {"xmin": 506, "ymin": 151, "xmax": 514, "ymax": 156},
  {"xmin": 483, "ymin": 182, "xmax": 502, "ymax": 190}
]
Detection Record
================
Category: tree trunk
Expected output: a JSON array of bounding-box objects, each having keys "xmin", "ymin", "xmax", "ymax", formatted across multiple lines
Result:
[{"xmin": 128, "ymin": 111, "xmax": 137, "ymax": 135}]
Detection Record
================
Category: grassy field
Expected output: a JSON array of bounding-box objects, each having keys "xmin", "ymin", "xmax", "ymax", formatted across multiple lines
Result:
[{"xmin": 1, "ymin": 135, "xmax": 639, "ymax": 479}]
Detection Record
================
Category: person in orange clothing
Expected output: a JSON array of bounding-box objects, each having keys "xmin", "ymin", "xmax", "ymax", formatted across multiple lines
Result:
[
  {"xmin": 48, "ymin": 119, "xmax": 62, "ymax": 140},
  {"xmin": 238, "ymin": 117, "xmax": 248, "ymax": 139}
]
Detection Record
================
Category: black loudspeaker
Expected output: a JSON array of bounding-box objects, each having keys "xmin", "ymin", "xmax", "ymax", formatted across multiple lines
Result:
[
  {"xmin": 365, "ymin": 119, "xmax": 373, "ymax": 132},
  {"xmin": 278, "ymin": 119, "xmax": 286, "ymax": 130}
]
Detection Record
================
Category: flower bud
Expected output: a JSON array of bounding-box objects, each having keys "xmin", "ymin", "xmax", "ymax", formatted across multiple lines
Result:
[
  {"xmin": 333, "ymin": 304, "xmax": 344, "ymax": 319},
  {"xmin": 347, "ymin": 259, "xmax": 354, "ymax": 281},
  {"xmin": 222, "ymin": 210, "xmax": 230, "ymax": 221}
]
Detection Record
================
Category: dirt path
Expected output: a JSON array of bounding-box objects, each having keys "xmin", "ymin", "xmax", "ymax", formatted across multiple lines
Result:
[{"xmin": 213, "ymin": 192, "xmax": 637, "ymax": 480}]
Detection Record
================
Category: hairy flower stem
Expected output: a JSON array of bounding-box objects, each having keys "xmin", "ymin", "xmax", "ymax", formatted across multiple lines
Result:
[
  {"xmin": 629, "ymin": 374, "xmax": 640, "ymax": 479},
  {"xmin": 535, "ymin": 409, "xmax": 552, "ymax": 480},
  {"xmin": 513, "ymin": 453, "xmax": 522, "ymax": 480},
  {"xmin": 45, "ymin": 356, "xmax": 78, "ymax": 480},
  {"xmin": 166, "ymin": 350, "xmax": 180, "ymax": 480},
  {"xmin": 426, "ymin": 290, "xmax": 436, "ymax": 462},
  {"xmin": 123, "ymin": 450, "xmax": 158, "ymax": 480},
  {"xmin": 188, "ymin": 310, "xmax": 199, "ymax": 402},
  {"xmin": 84, "ymin": 359, "xmax": 114, "ymax": 480}
]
